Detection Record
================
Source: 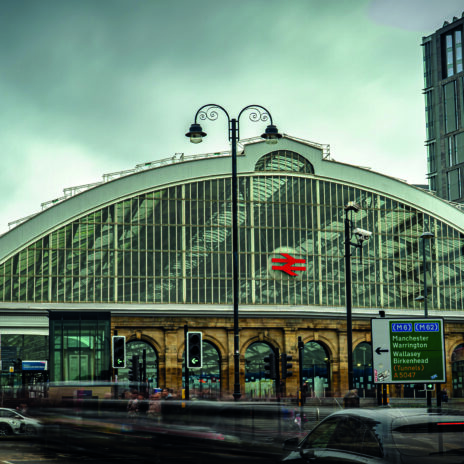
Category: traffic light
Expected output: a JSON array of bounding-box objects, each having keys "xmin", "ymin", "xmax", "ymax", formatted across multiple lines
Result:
[
  {"xmin": 187, "ymin": 332, "xmax": 203, "ymax": 368},
  {"xmin": 281, "ymin": 353, "xmax": 293, "ymax": 379},
  {"xmin": 13, "ymin": 359, "xmax": 22, "ymax": 373},
  {"xmin": 128, "ymin": 355, "xmax": 140, "ymax": 382},
  {"xmin": 425, "ymin": 383, "xmax": 435, "ymax": 391},
  {"xmin": 264, "ymin": 353, "xmax": 276, "ymax": 379},
  {"xmin": 112, "ymin": 336, "xmax": 126, "ymax": 368}
]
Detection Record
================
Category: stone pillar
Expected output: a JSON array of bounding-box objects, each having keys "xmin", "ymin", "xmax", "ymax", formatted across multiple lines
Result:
[
  {"xmin": 281, "ymin": 328, "xmax": 299, "ymax": 398},
  {"xmin": 226, "ymin": 328, "xmax": 235, "ymax": 399},
  {"xmin": 164, "ymin": 329, "xmax": 180, "ymax": 392},
  {"xmin": 338, "ymin": 330, "xmax": 349, "ymax": 397}
]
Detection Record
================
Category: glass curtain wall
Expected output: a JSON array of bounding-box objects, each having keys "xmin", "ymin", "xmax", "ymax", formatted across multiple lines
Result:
[{"xmin": 0, "ymin": 152, "xmax": 463, "ymax": 312}]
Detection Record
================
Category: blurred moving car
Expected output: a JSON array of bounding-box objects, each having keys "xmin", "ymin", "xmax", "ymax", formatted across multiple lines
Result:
[
  {"xmin": 0, "ymin": 408, "xmax": 43, "ymax": 436},
  {"xmin": 283, "ymin": 408, "xmax": 464, "ymax": 463}
]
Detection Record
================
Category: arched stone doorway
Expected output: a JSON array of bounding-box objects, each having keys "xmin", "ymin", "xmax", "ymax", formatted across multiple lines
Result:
[
  {"xmin": 183, "ymin": 341, "xmax": 221, "ymax": 400},
  {"xmin": 117, "ymin": 340, "xmax": 158, "ymax": 389},
  {"xmin": 302, "ymin": 342, "xmax": 330, "ymax": 398},
  {"xmin": 452, "ymin": 343, "xmax": 464, "ymax": 398},
  {"xmin": 245, "ymin": 342, "xmax": 275, "ymax": 400},
  {"xmin": 353, "ymin": 342, "xmax": 375, "ymax": 398}
]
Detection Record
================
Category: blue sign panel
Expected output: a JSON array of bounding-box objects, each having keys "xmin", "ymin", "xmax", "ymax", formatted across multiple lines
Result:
[
  {"xmin": 414, "ymin": 322, "xmax": 439, "ymax": 332},
  {"xmin": 391, "ymin": 323, "xmax": 412, "ymax": 332},
  {"xmin": 22, "ymin": 361, "xmax": 47, "ymax": 371}
]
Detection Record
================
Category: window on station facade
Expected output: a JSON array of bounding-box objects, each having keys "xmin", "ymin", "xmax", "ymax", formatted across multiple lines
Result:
[
  {"xmin": 49, "ymin": 312, "xmax": 110, "ymax": 382},
  {"xmin": 183, "ymin": 340, "xmax": 220, "ymax": 400},
  {"xmin": 117, "ymin": 340, "xmax": 158, "ymax": 388},
  {"xmin": 302, "ymin": 342, "xmax": 330, "ymax": 398},
  {"xmin": 245, "ymin": 342, "xmax": 275, "ymax": 400},
  {"xmin": 255, "ymin": 150, "xmax": 314, "ymax": 173},
  {"xmin": 452, "ymin": 343, "xmax": 464, "ymax": 398},
  {"xmin": 353, "ymin": 342, "xmax": 375, "ymax": 398}
]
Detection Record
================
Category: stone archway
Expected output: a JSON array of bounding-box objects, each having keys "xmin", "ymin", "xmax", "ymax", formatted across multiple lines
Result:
[
  {"xmin": 118, "ymin": 339, "xmax": 158, "ymax": 389},
  {"xmin": 353, "ymin": 342, "xmax": 374, "ymax": 398},
  {"xmin": 245, "ymin": 342, "xmax": 275, "ymax": 400},
  {"xmin": 182, "ymin": 340, "xmax": 221, "ymax": 400},
  {"xmin": 452, "ymin": 343, "xmax": 464, "ymax": 398},
  {"xmin": 302, "ymin": 341, "xmax": 330, "ymax": 398}
]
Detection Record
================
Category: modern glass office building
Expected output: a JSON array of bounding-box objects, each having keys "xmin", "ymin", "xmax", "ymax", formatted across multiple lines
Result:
[
  {"xmin": 422, "ymin": 13, "xmax": 464, "ymax": 202},
  {"xmin": 1, "ymin": 136, "xmax": 464, "ymax": 400}
]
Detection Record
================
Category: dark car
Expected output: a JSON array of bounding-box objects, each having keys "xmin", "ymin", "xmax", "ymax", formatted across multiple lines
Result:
[{"xmin": 282, "ymin": 408, "xmax": 464, "ymax": 463}]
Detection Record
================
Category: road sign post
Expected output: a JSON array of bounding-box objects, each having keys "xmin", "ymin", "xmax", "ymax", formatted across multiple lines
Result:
[{"xmin": 371, "ymin": 318, "xmax": 446, "ymax": 385}]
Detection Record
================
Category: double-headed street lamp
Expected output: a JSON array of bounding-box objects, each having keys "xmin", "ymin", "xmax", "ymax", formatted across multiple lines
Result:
[
  {"xmin": 186, "ymin": 104, "xmax": 282, "ymax": 401},
  {"xmin": 344, "ymin": 202, "xmax": 371, "ymax": 391}
]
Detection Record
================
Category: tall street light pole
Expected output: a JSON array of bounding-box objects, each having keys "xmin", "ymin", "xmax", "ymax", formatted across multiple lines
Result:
[
  {"xmin": 344, "ymin": 202, "xmax": 371, "ymax": 392},
  {"xmin": 420, "ymin": 231, "xmax": 434, "ymax": 318},
  {"xmin": 186, "ymin": 104, "xmax": 282, "ymax": 401},
  {"xmin": 420, "ymin": 231, "xmax": 434, "ymax": 407}
]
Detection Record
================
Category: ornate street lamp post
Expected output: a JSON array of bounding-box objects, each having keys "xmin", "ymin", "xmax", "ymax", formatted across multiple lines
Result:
[{"xmin": 186, "ymin": 104, "xmax": 282, "ymax": 400}]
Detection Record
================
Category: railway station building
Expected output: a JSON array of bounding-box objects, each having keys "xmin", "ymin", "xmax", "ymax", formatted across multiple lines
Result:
[{"xmin": 1, "ymin": 135, "xmax": 464, "ymax": 401}]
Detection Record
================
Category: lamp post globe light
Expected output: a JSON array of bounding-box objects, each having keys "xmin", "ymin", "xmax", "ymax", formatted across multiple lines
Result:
[{"xmin": 186, "ymin": 104, "xmax": 282, "ymax": 401}]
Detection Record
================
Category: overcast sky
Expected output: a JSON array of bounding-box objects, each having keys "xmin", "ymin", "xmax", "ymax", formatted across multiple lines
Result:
[{"xmin": 1, "ymin": 0, "xmax": 463, "ymax": 235}]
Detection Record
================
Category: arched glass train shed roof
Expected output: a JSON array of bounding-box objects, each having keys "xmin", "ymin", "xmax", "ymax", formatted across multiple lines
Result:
[{"xmin": 0, "ymin": 136, "xmax": 463, "ymax": 319}]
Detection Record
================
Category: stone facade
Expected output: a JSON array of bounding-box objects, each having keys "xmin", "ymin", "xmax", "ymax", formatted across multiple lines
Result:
[{"xmin": 112, "ymin": 315, "xmax": 462, "ymax": 398}]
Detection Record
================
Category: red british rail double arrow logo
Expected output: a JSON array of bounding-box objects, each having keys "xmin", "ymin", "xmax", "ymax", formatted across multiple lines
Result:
[{"xmin": 271, "ymin": 253, "xmax": 306, "ymax": 276}]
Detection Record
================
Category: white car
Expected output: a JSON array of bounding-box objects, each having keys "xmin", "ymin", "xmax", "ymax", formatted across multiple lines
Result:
[{"xmin": 0, "ymin": 408, "xmax": 43, "ymax": 436}]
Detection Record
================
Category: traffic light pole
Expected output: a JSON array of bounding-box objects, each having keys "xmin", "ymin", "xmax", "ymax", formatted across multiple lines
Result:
[
  {"xmin": 113, "ymin": 330, "xmax": 119, "ymax": 400},
  {"xmin": 298, "ymin": 336, "xmax": 304, "ymax": 410},
  {"xmin": 275, "ymin": 347, "xmax": 281, "ymax": 402},
  {"xmin": 142, "ymin": 349, "xmax": 147, "ymax": 393},
  {"xmin": 184, "ymin": 324, "xmax": 189, "ymax": 401}
]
